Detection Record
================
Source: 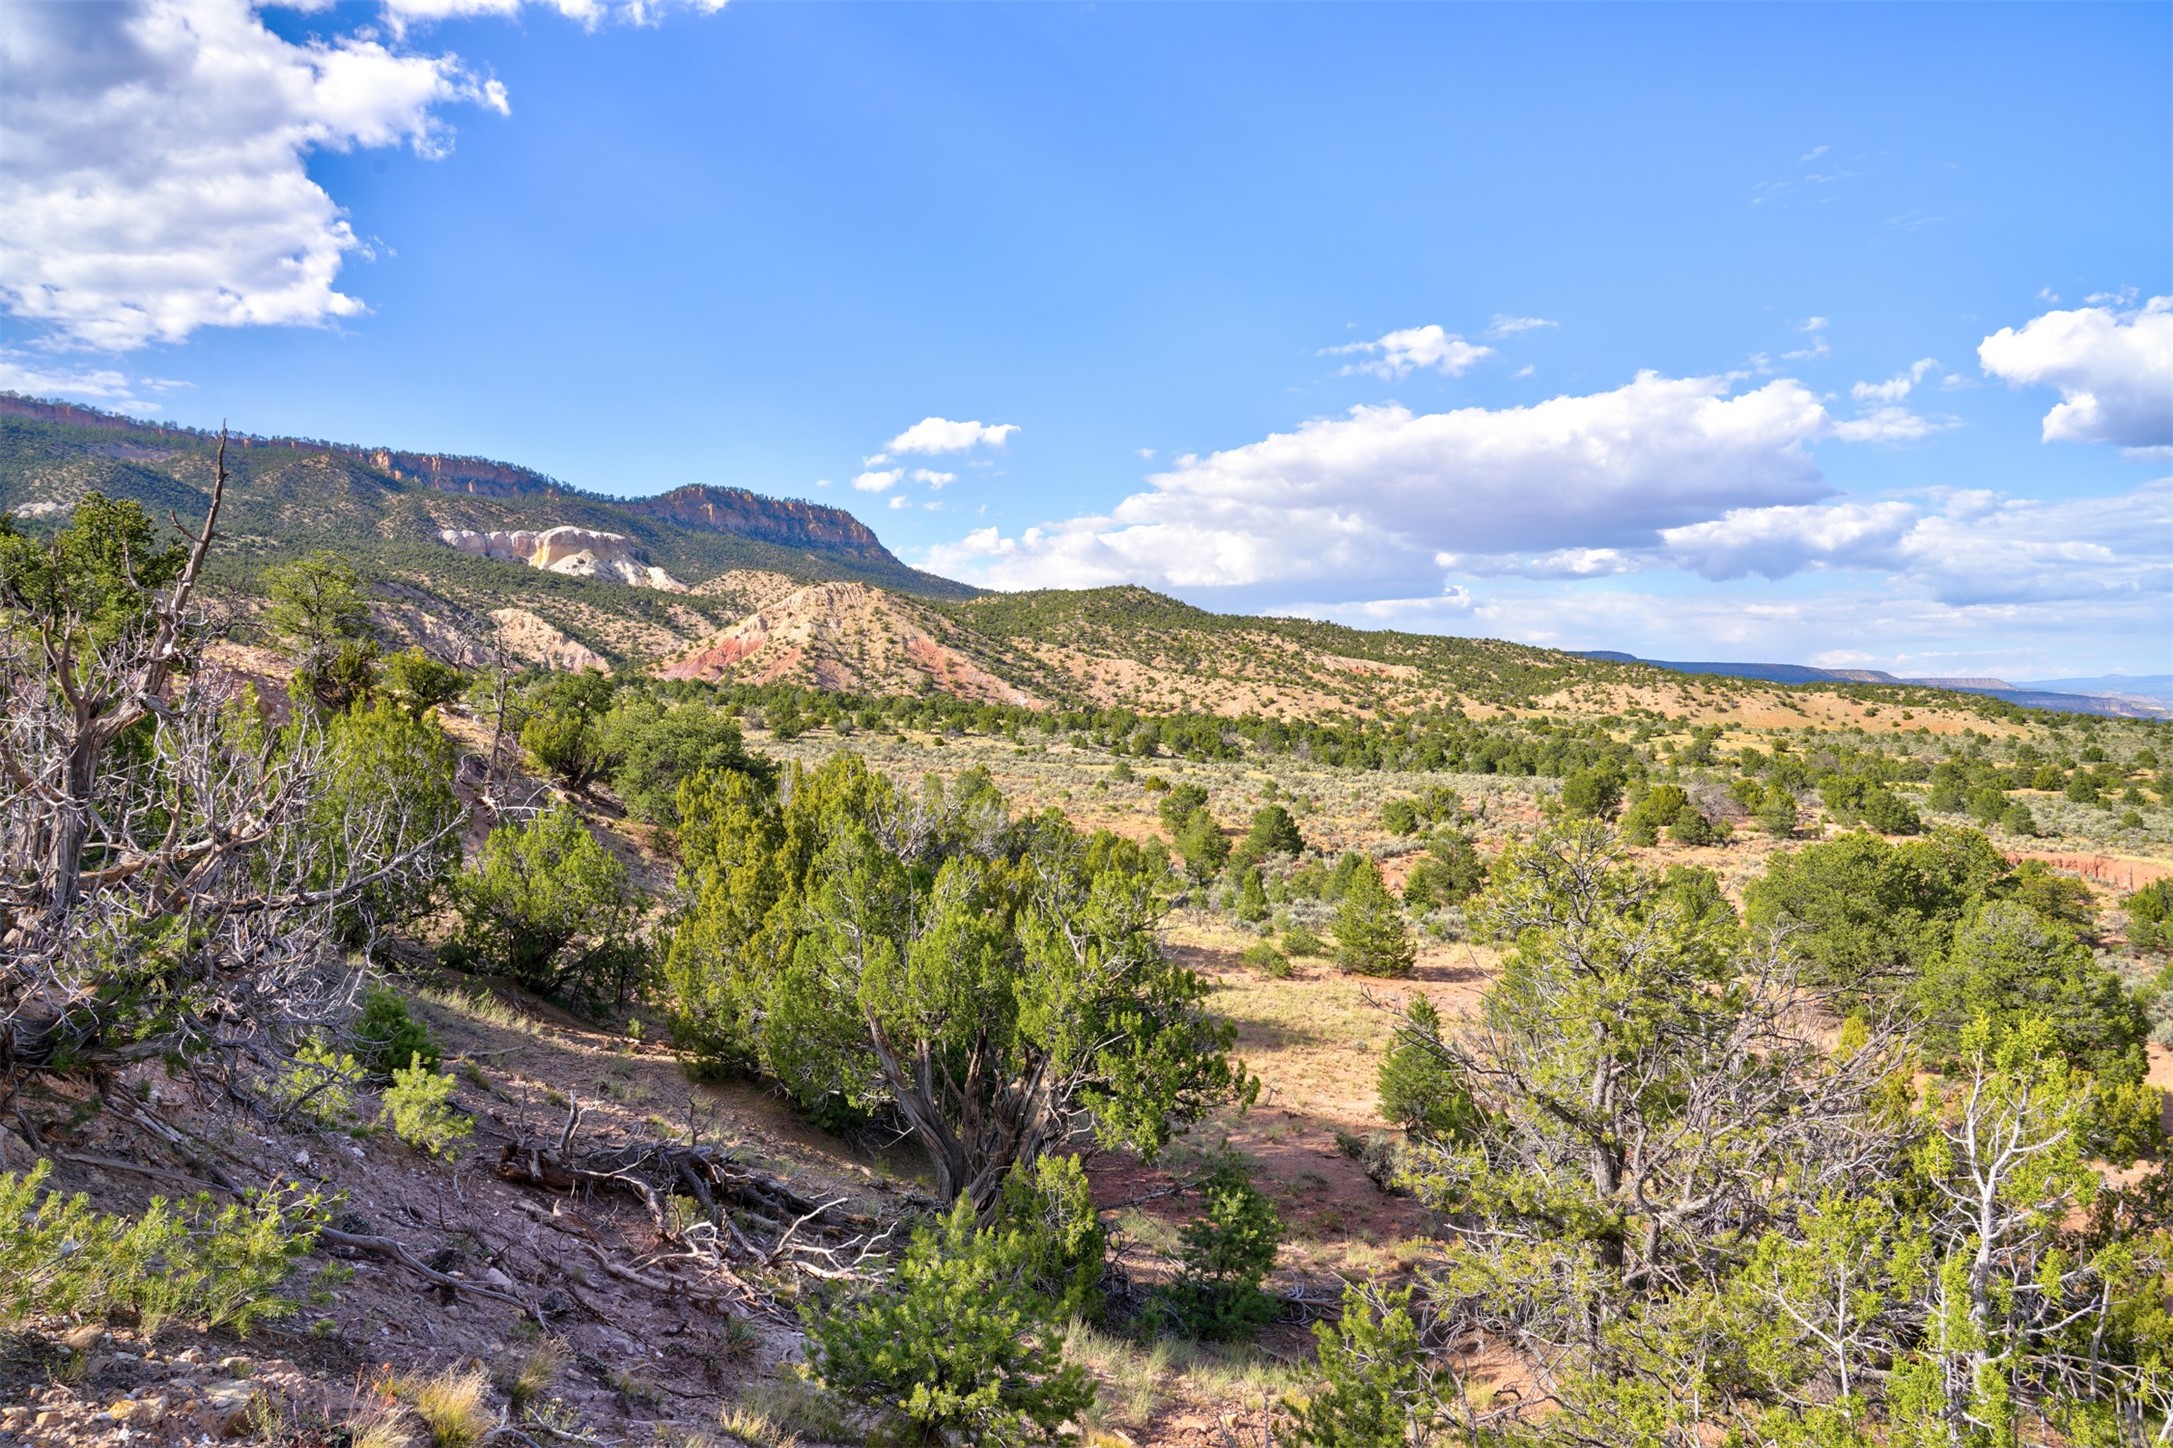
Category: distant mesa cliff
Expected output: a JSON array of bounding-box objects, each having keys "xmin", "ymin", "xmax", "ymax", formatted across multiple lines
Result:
[
  {"xmin": 439, "ymin": 525, "xmax": 687, "ymax": 592},
  {"xmin": 624, "ymin": 485, "xmax": 890, "ymax": 559}
]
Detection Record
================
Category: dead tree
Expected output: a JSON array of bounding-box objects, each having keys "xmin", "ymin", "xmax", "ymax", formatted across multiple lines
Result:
[{"xmin": 0, "ymin": 433, "xmax": 460, "ymax": 1074}]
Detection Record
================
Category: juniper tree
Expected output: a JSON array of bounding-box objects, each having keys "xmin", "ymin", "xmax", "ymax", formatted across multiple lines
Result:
[{"xmin": 667, "ymin": 754, "xmax": 1253, "ymax": 1209}]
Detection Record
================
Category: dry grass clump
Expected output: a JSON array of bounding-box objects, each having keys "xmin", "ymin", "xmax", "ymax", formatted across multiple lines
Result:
[
  {"xmin": 389, "ymin": 1364, "xmax": 494, "ymax": 1448},
  {"xmin": 347, "ymin": 1400, "xmax": 421, "ymax": 1448},
  {"xmin": 717, "ymin": 1372, "xmax": 855, "ymax": 1448},
  {"xmin": 495, "ymin": 1337, "xmax": 564, "ymax": 1414}
]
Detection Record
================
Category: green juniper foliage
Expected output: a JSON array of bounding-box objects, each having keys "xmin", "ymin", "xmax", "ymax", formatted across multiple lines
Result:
[
  {"xmin": 993, "ymin": 1152, "xmax": 1108, "ymax": 1325},
  {"xmin": 354, "ymin": 985, "xmax": 441, "ymax": 1079},
  {"xmin": 379, "ymin": 1055, "xmax": 474, "ymax": 1158},
  {"xmin": 1283, "ymin": 1284, "xmax": 1446, "ymax": 1447},
  {"xmin": 264, "ymin": 551, "xmax": 381, "ymax": 717},
  {"xmin": 449, "ymin": 802, "xmax": 647, "ymax": 1005},
  {"xmin": 665, "ymin": 754, "xmax": 1252, "ymax": 1208},
  {"xmin": 1292, "ymin": 825, "xmax": 2170, "ymax": 1447}
]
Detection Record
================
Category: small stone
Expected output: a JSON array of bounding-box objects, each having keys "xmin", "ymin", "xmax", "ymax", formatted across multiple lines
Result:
[
  {"xmin": 292, "ymin": 1149, "xmax": 311, "ymax": 1169},
  {"xmin": 482, "ymin": 1267, "xmax": 513, "ymax": 1289},
  {"xmin": 214, "ymin": 1357, "xmax": 250, "ymax": 1377},
  {"xmin": 33, "ymin": 1410, "xmax": 63, "ymax": 1430},
  {"xmin": 62, "ymin": 1323, "xmax": 104, "ymax": 1349},
  {"xmin": 200, "ymin": 1382, "xmax": 254, "ymax": 1437},
  {"xmin": 111, "ymin": 1396, "xmax": 168, "ymax": 1425}
]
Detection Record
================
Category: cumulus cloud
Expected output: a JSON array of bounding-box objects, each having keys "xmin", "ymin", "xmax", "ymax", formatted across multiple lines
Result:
[
  {"xmin": 910, "ymin": 469, "xmax": 955, "ymax": 487},
  {"xmin": 929, "ymin": 371, "xmax": 1843, "ymax": 591},
  {"xmin": 1978, "ymin": 295, "xmax": 2173, "ymax": 450},
  {"xmin": 0, "ymin": 0, "xmax": 513, "ymax": 352},
  {"xmin": 0, "ymin": 0, "xmax": 725, "ymax": 354},
  {"xmin": 1654, "ymin": 483, "xmax": 2171, "ymax": 606},
  {"xmin": 1287, "ymin": 564, "xmax": 2169, "ymax": 679},
  {"xmin": 851, "ymin": 468, "xmax": 901, "ymax": 492},
  {"xmin": 884, "ymin": 417, "xmax": 1019, "ymax": 454},
  {"xmin": 1323, "ymin": 324, "xmax": 1491, "ymax": 379},
  {"xmin": 1661, "ymin": 501, "xmax": 1919, "ymax": 580}
]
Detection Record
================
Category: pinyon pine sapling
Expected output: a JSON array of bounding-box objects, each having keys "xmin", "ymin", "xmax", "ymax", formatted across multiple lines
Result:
[
  {"xmin": 1334, "ymin": 857, "xmax": 1416, "ymax": 977},
  {"xmin": 805, "ymin": 1197, "xmax": 1093, "ymax": 1444}
]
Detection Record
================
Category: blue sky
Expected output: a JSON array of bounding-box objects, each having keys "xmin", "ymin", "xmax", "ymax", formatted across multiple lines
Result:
[{"xmin": 3, "ymin": 1, "xmax": 2168, "ymax": 677}]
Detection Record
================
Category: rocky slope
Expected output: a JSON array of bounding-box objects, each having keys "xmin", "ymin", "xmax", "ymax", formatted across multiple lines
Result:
[
  {"xmin": 439, "ymin": 525, "xmax": 687, "ymax": 592},
  {"xmin": 659, "ymin": 581, "xmax": 1035, "ymax": 705}
]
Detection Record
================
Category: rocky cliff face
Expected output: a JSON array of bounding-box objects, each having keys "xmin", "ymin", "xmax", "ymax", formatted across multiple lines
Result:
[
  {"xmin": 622, "ymin": 485, "xmax": 890, "ymax": 559},
  {"xmin": 439, "ymin": 526, "xmax": 687, "ymax": 592}
]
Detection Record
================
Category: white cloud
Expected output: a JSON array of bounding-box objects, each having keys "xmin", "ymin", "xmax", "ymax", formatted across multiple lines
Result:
[
  {"xmin": 0, "ymin": 0, "xmax": 726, "ymax": 355},
  {"xmin": 1978, "ymin": 295, "xmax": 2173, "ymax": 450},
  {"xmin": 1300, "ymin": 569, "xmax": 2169, "ymax": 679},
  {"xmin": 1831, "ymin": 404, "xmax": 1951, "ymax": 444},
  {"xmin": 929, "ymin": 371, "xmax": 1842, "ymax": 591},
  {"xmin": 1436, "ymin": 546, "xmax": 1642, "ymax": 580},
  {"xmin": 1323, "ymin": 324, "xmax": 1491, "ymax": 380},
  {"xmin": 0, "ymin": 351, "xmax": 189, "ymax": 413},
  {"xmin": 0, "ymin": 0, "xmax": 514, "ymax": 352},
  {"xmin": 884, "ymin": 417, "xmax": 1019, "ymax": 454},
  {"xmin": 910, "ymin": 469, "xmax": 955, "ymax": 487},
  {"xmin": 378, "ymin": 0, "xmax": 724, "ymax": 34},
  {"xmin": 851, "ymin": 468, "xmax": 901, "ymax": 492},
  {"xmin": 1661, "ymin": 501, "xmax": 1918, "ymax": 580},
  {"xmin": 1484, "ymin": 315, "xmax": 1557, "ymax": 339},
  {"xmin": 1654, "ymin": 483, "xmax": 2171, "ymax": 606},
  {"xmin": 1850, "ymin": 358, "xmax": 1937, "ymax": 404},
  {"xmin": 887, "ymin": 494, "xmax": 909, "ymax": 509}
]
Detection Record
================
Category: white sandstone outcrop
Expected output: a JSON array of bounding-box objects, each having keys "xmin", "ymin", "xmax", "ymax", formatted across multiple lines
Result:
[{"xmin": 438, "ymin": 525, "xmax": 686, "ymax": 592}]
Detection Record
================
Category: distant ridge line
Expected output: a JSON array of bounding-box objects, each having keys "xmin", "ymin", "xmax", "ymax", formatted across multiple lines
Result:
[
  {"xmin": 1576, "ymin": 650, "xmax": 2171, "ymax": 720},
  {"xmin": 0, "ymin": 391, "xmax": 891, "ymax": 561}
]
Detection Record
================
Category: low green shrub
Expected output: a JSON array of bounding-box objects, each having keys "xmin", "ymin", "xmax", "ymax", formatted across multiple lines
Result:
[
  {"xmin": 804, "ymin": 1197, "xmax": 1094, "ymax": 1443},
  {"xmin": 355, "ymin": 986, "xmax": 440, "ymax": 1079},
  {"xmin": 1282, "ymin": 923, "xmax": 1327, "ymax": 957},
  {"xmin": 266, "ymin": 1039, "xmax": 365, "ymax": 1127},
  {"xmin": 0, "ymin": 1162, "xmax": 318, "ymax": 1335},
  {"xmin": 1283, "ymin": 1283, "xmax": 1444, "ymax": 1446},
  {"xmin": 1149, "ymin": 1156, "xmax": 1283, "ymax": 1341},
  {"xmin": 380, "ymin": 1057, "xmax": 474, "ymax": 1159},
  {"xmin": 995, "ymin": 1153, "xmax": 1108, "ymax": 1325}
]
